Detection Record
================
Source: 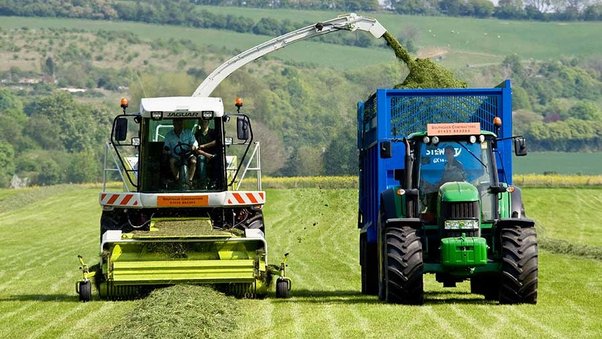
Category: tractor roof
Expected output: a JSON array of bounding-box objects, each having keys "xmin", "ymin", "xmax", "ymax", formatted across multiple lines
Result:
[{"xmin": 139, "ymin": 96, "xmax": 224, "ymax": 118}]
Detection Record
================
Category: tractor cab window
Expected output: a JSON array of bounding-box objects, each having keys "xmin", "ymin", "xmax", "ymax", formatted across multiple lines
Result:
[{"xmin": 416, "ymin": 139, "xmax": 496, "ymax": 221}]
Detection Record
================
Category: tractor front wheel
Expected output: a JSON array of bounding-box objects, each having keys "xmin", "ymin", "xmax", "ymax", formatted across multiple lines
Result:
[
  {"xmin": 500, "ymin": 226, "xmax": 538, "ymax": 304},
  {"xmin": 385, "ymin": 226, "xmax": 424, "ymax": 305}
]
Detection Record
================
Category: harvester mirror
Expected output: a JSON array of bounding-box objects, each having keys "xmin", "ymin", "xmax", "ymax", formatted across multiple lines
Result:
[
  {"xmin": 237, "ymin": 116, "xmax": 249, "ymax": 141},
  {"xmin": 114, "ymin": 117, "xmax": 128, "ymax": 142},
  {"xmin": 514, "ymin": 136, "xmax": 527, "ymax": 156}
]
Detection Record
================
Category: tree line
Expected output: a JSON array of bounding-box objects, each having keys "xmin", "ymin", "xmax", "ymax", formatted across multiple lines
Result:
[{"xmin": 0, "ymin": 0, "xmax": 600, "ymax": 36}]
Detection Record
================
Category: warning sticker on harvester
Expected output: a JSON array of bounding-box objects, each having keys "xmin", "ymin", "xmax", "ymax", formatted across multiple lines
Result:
[
  {"xmin": 427, "ymin": 122, "xmax": 480, "ymax": 136},
  {"xmin": 157, "ymin": 195, "xmax": 208, "ymax": 207}
]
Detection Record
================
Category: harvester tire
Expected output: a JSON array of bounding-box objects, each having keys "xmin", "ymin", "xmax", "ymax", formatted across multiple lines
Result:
[
  {"xmin": 385, "ymin": 226, "xmax": 424, "ymax": 305},
  {"xmin": 500, "ymin": 226, "xmax": 538, "ymax": 304},
  {"xmin": 100, "ymin": 211, "xmax": 127, "ymax": 241},
  {"xmin": 78, "ymin": 281, "xmax": 92, "ymax": 302},
  {"xmin": 276, "ymin": 278, "xmax": 290, "ymax": 298},
  {"xmin": 360, "ymin": 234, "xmax": 378, "ymax": 295}
]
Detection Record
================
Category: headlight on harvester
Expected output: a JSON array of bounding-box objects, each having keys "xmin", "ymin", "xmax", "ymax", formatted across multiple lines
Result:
[{"xmin": 444, "ymin": 219, "xmax": 479, "ymax": 230}]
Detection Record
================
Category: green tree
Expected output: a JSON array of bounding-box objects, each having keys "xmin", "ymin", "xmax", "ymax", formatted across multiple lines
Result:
[
  {"xmin": 0, "ymin": 142, "xmax": 15, "ymax": 187},
  {"xmin": 569, "ymin": 101, "xmax": 600, "ymax": 120},
  {"xmin": 323, "ymin": 128, "xmax": 357, "ymax": 175}
]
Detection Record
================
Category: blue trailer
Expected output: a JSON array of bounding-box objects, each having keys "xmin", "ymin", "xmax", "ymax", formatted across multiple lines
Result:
[{"xmin": 357, "ymin": 80, "xmax": 538, "ymax": 304}]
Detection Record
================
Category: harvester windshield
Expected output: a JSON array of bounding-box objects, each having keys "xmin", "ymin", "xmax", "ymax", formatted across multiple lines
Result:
[
  {"xmin": 416, "ymin": 137, "xmax": 497, "ymax": 221},
  {"xmin": 140, "ymin": 117, "xmax": 226, "ymax": 192}
]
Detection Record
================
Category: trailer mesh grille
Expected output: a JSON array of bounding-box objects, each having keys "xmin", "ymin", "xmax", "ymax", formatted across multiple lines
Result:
[{"xmin": 390, "ymin": 95, "xmax": 499, "ymax": 138}]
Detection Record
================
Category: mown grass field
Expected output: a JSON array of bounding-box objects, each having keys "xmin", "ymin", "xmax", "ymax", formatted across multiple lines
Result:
[{"xmin": 0, "ymin": 184, "xmax": 601, "ymax": 338}]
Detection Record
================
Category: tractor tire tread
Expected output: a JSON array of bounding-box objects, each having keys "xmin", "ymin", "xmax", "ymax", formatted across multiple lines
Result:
[
  {"xmin": 500, "ymin": 225, "xmax": 538, "ymax": 304},
  {"xmin": 385, "ymin": 226, "xmax": 424, "ymax": 305}
]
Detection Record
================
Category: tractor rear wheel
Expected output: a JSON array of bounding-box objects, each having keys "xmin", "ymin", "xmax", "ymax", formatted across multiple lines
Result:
[
  {"xmin": 360, "ymin": 234, "xmax": 378, "ymax": 295},
  {"xmin": 500, "ymin": 226, "xmax": 538, "ymax": 304},
  {"xmin": 385, "ymin": 226, "xmax": 424, "ymax": 305},
  {"xmin": 470, "ymin": 274, "xmax": 500, "ymax": 301}
]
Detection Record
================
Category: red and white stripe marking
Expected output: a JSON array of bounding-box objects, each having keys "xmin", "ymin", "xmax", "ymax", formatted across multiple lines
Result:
[
  {"xmin": 226, "ymin": 192, "xmax": 265, "ymax": 205},
  {"xmin": 100, "ymin": 193, "xmax": 141, "ymax": 207}
]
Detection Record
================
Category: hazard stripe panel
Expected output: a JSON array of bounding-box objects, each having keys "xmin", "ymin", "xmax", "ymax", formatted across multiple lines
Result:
[
  {"xmin": 226, "ymin": 192, "xmax": 265, "ymax": 205},
  {"xmin": 100, "ymin": 193, "xmax": 141, "ymax": 207}
]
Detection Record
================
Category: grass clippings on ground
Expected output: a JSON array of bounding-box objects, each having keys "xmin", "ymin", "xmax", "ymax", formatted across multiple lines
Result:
[{"xmin": 107, "ymin": 284, "xmax": 240, "ymax": 339}]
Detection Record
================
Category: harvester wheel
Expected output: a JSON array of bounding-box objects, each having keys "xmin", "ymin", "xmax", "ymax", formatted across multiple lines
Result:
[
  {"xmin": 360, "ymin": 234, "xmax": 378, "ymax": 295},
  {"xmin": 100, "ymin": 211, "xmax": 127, "ymax": 241},
  {"xmin": 276, "ymin": 278, "xmax": 291, "ymax": 299},
  {"xmin": 500, "ymin": 226, "xmax": 538, "ymax": 304},
  {"xmin": 78, "ymin": 281, "xmax": 92, "ymax": 302},
  {"xmin": 385, "ymin": 226, "xmax": 423, "ymax": 305}
]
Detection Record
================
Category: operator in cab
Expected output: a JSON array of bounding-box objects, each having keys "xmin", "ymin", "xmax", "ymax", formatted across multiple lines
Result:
[
  {"xmin": 163, "ymin": 119, "xmax": 198, "ymax": 185},
  {"xmin": 440, "ymin": 145, "xmax": 466, "ymax": 184}
]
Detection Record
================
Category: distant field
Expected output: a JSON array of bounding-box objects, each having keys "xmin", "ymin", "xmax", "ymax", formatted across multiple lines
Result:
[
  {"xmin": 1, "ymin": 9, "xmax": 601, "ymax": 72},
  {"xmin": 0, "ymin": 16, "xmax": 394, "ymax": 71},
  {"xmin": 0, "ymin": 185, "xmax": 600, "ymax": 338},
  {"xmin": 201, "ymin": 6, "xmax": 602, "ymax": 65},
  {"xmin": 514, "ymin": 152, "xmax": 602, "ymax": 175}
]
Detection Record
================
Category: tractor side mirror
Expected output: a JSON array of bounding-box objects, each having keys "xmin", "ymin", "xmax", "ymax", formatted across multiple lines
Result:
[
  {"xmin": 237, "ymin": 116, "xmax": 249, "ymax": 141},
  {"xmin": 114, "ymin": 117, "xmax": 128, "ymax": 142},
  {"xmin": 513, "ymin": 136, "xmax": 527, "ymax": 156}
]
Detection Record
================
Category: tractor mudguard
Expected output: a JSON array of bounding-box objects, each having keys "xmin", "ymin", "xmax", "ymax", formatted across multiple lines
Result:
[
  {"xmin": 381, "ymin": 187, "xmax": 402, "ymax": 220},
  {"xmin": 385, "ymin": 217, "xmax": 422, "ymax": 230},
  {"xmin": 510, "ymin": 186, "xmax": 527, "ymax": 218},
  {"xmin": 495, "ymin": 218, "xmax": 535, "ymax": 228}
]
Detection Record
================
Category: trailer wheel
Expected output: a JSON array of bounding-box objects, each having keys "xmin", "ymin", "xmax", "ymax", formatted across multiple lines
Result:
[
  {"xmin": 78, "ymin": 281, "xmax": 92, "ymax": 302},
  {"xmin": 500, "ymin": 226, "xmax": 538, "ymax": 304},
  {"xmin": 360, "ymin": 233, "xmax": 378, "ymax": 295},
  {"xmin": 385, "ymin": 226, "xmax": 423, "ymax": 305},
  {"xmin": 275, "ymin": 278, "xmax": 290, "ymax": 299}
]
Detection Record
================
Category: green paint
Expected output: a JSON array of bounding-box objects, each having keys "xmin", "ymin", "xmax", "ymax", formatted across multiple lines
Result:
[
  {"xmin": 439, "ymin": 182, "xmax": 479, "ymax": 202},
  {"xmin": 440, "ymin": 236, "xmax": 488, "ymax": 268}
]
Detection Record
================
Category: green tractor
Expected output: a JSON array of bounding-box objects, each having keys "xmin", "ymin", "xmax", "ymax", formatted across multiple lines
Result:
[{"xmin": 358, "ymin": 83, "xmax": 538, "ymax": 304}]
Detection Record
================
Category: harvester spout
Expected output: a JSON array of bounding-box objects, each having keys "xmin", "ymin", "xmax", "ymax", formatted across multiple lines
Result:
[{"xmin": 192, "ymin": 13, "xmax": 387, "ymax": 97}]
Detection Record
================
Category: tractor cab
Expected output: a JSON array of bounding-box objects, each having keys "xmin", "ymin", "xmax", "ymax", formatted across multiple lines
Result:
[{"xmin": 409, "ymin": 129, "xmax": 498, "ymax": 229}]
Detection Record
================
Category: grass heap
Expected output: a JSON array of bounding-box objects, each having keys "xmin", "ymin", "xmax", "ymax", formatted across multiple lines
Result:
[
  {"xmin": 540, "ymin": 238, "xmax": 602, "ymax": 260},
  {"xmin": 382, "ymin": 32, "xmax": 467, "ymax": 89},
  {"xmin": 107, "ymin": 285, "xmax": 240, "ymax": 339}
]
